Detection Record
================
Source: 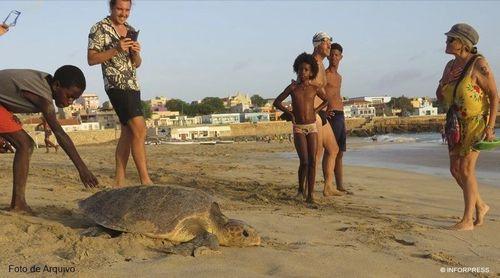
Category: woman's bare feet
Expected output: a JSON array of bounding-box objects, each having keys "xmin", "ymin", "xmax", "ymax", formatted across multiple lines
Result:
[
  {"xmin": 448, "ymin": 220, "xmax": 474, "ymax": 231},
  {"xmin": 323, "ymin": 185, "xmax": 345, "ymax": 197},
  {"xmin": 474, "ymin": 204, "xmax": 490, "ymax": 226}
]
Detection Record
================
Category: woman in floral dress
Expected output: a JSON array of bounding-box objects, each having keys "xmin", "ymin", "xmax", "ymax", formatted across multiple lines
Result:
[{"xmin": 436, "ymin": 23, "xmax": 498, "ymax": 231}]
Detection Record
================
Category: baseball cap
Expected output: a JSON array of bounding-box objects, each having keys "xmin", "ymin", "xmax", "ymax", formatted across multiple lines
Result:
[{"xmin": 312, "ymin": 32, "xmax": 332, "ymax": 47}]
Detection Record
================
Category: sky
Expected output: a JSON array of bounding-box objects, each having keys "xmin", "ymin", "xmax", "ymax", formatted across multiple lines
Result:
[{"xmin": 1, "ymin": 1, "xmax": 499, "ymax": 104}]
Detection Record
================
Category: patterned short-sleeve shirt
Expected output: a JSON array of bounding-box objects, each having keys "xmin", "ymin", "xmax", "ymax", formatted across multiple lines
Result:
[{"xmin": 88, "ymin": 16, "xmax": 140, "ymax": 91}]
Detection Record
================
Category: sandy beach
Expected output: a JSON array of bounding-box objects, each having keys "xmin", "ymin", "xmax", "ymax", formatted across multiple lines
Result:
[{"xmin": 0, "ymin": 141, "xmax": 499, "ymax": 277}]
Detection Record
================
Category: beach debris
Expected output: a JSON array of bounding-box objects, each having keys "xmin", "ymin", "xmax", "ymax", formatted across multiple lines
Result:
[
  {"xmin": 245, "ymin": 193, "xmax": 269, "ymax": 203},
  {"xmin": 421, "ymin": 252, "xmax": 462, "ymax": 266},
  {"xmin": 337, "ymin": 227, "xmax": 351, "ymax": 232},
  {"xmin": 394, "ymin": 235, "xmax": 416, "ymax": 246},
  {"xmin": 79, "ymin": 185, "xmax": 261, "ymax": 256}
]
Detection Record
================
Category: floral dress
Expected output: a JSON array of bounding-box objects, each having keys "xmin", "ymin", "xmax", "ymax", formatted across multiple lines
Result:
[{"xmin": 441, "ymin": 61, "xmax": 490, "ymax": 156}]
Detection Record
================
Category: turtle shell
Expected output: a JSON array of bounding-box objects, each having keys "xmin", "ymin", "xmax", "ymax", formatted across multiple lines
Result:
[{"xmin": 79, "ymin": 185, "xmax": 222, "ymax": 241}]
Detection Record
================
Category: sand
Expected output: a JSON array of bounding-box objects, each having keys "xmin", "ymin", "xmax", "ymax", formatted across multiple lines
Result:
[{"xmin": 0, "ymin": 141, "xmax": 498, "ymax": 277}]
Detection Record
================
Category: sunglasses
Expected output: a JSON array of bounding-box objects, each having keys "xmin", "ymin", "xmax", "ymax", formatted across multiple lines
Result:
[{"xmin": 446, "ymin": 37, "xmax": 457, "ymax": 44}]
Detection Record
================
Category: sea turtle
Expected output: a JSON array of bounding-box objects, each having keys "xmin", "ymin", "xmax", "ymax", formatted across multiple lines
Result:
[{"xmin": 79, "ymin": 185, "xmax": 261, "ymax": 256}]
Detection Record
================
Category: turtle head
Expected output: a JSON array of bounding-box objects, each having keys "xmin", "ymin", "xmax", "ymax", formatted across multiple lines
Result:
[{"xmin": 219, "ymin": 219, "xmax": 260, "ymax": 247}]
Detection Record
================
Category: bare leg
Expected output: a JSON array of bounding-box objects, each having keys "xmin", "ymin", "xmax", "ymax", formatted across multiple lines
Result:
[
  {"xmin": 450, "ymin": 152, "xmax": 488, "ymax": 227},
  {"xmin": 474, "ymin": 193, "xmax": 490, "ymax": 226},
  {"xmin": 321, "ymin": 123, "xmax": 343, "ymax": 197},
  {"xmin": 449, "ymin": 151, "xmax": 481, "ymax": 231},
  {"xmin": 45, "ymin": 138, "xmax": 57, "ymax": 153},
  {"xmin": 305, "ymin": 132, "xmax": 318, "ymax": 203},
  {"xmin": 127, "ymin": 116, "xmax": 152, "ymax": 185},
  {"xmin": 293, "ymin": 133, "xmax": 308, "ymax": 199},
  {"xmin": 2, "ymin": 131, "xmax": 35, "ymax": 214},
  {"xmin": 449, "ymin": 153, "xmax": 464, "ymax": 190},
  {"xmin": 334, "ymin": 151, "xmax": 346, "ymax": 191},
  {"xmin": 114, "ymin": 125, "xmax": 132, "ymax": 187}
]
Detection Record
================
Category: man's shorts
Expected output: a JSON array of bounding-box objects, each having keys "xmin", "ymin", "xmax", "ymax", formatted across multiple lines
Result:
[
  {"xmin": 106, "ymin": 89, "xmax": 144, "ymax": 125},
  {"xmin": 0, "ymin": 105, "xmax": 23, "ymax": 134},
  {"xmin": 327, "ymin": 110, "xmax": 347, "ymax": 152}
]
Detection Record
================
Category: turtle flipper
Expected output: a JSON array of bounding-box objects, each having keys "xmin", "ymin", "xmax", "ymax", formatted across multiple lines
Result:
[{"xmin": 165, "ymin": 232, "xmax": 220, "ymax": 256}]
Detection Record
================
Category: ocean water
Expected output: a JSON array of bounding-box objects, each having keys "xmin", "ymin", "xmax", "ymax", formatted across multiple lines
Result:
[{"xmin": 284, "ymin": 130, "xmax": 500, "ymax": 187}]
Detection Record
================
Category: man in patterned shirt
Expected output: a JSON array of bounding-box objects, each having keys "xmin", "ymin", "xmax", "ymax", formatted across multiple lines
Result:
[{"xmin": 87, "ymin": 0, "xmax": 152, "ymax": 187}]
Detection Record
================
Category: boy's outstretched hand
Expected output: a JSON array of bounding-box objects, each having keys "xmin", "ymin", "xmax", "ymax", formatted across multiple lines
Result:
[{"xmin": 79, "ymin": 168, "xmax": 99, "ymax": 188}]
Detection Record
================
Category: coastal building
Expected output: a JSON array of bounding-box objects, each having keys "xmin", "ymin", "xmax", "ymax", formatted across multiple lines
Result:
[
  {"xmin": 96, "ymin": 109, "xmax": 120, "ymax": 129},
  {"xmin": 222, "ymin": 92, "xmax": 252, "ymax": 110},
  {"xmin": 148, "ymin": 96, "xmax": 168, "ymax": 110},
  {"xmin": 22, "ymin": 117, "xmax": 100, "ymax": 133},
  {"xmin": 344, "ymin": 99, "xmax": 376, "ymax": 118},
  {"xmin": 230, "ymin": 103, "xmax": 251, "ymax": 113},
  {"xmin": 240, "ymin": 112, "xmax": 270, "ymax": 123},
  {"xmin": 348, "ymin": 96, "xmax": 392, "ymax": 104},
  {"xmin": 255, "ymin": 103, "xmax": 273, "ymax": 113},
  {"xmin": 202, "ymin": 113, "xmax": 241, "ymax": 125},
  {"xmin": 343, "ymin": 105, "xmax": 352, "ymax": 118},
  {"xmin": 411, "ymin": 97, "xmax": 438, "ymax": 116},
  {"xmin": 149, "ymin": 125, "xmax": 231, "ymax": 140},
  {"xmin": 79, "ymin": 110, "xmax": 98, "ymax": 123},
  {"xmin": 57, "ymin": 103, "xmax": 83, "ymax": 119},
  {"xmin": 151, "ymin": 110, "xmax": 180, "ymax": 120},
  {"xmin": 75, "ymin": 93, "xmax": 99, "ymax": 112},
  {"xmin": 154, "ymin": 115, "xmax": 202, "ymax": 127}
]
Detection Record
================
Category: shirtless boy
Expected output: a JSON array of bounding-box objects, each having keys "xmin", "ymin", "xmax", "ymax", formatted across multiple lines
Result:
[
  {"xmin": 325, "ymin": 43, "xmax": 348, "ymax": 192},
  {"xmin": 0, "ymin": 66, "xmax": 99, "ymax": 214},
  {"xmin": 274, "ymin": 53, "xmax": 329, "ymax": 203}
]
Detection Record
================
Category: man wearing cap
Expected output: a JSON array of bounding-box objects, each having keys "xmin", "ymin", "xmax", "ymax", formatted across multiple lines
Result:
[
  {"xmin": 437, "ymin": 23, "xmax": 497, "ymax": 231},
  {"xmin": 87, "ymin": 0, "xmax": 152, "ymax": 187},
  {"xmin": 310, "ymin": 32, "xmax": 343, "ymax": 197}
]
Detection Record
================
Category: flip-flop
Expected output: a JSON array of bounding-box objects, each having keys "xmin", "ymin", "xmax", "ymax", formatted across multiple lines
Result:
[{"xmin": 473, "ymin": 139, "xmax": 500, "ymax": 151}]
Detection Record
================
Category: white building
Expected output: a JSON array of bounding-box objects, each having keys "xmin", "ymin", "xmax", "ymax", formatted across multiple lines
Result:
[
  {"xmin": 150, "ymin": 125, "xmax": 231, "ymax": 140},
  {"xmin": 57, "ymin": 103, "xmax": 83, "ymax": 119},
  {"xmin": 344, "ymin": 99, "xmax": 376, "ymax": 118},
  {"xmin": 75, "ymin": 93, "xmax": 100, "ymax": 111},
  {"xmin": 151, "ymin": 110, "xmax": 180, "ymax": 120},
  {"xmin": 240, "ymin": 113, "xmax": 270, "ymax": 122},
  {"xmin": 148, "ymin": 96, "xmax": 168, "ymax": 110},
  {"xmin": 230, "ymin": 103, "xmax": 251, "ymax": 113},
  {"xmin": 223, "ymin": 92, "xmax": 252, "ymax": 109},
  {"xmin": 343, "ymin": 105, "xmax": 352, "ymax": 118},
  {"xmin": 414, "ymin": 106, "xmax": 438, "ymax": 116},
  {"xmin": 58, "ymin": 118, "xmax": 100, "ymax": 132},
  {"xmin": 351, "ymin": 105, "xmax": 376, "ymax": 118},
  {"xmin": 79, "ymin": 122, "xmax": 101, "ymax": 131},
  {"xmin": 202, "ymin": 113, "xmax": 241, "ymax": 125},
  {"xmin": 154, "ymin": 115, "xmax": 202, "ymax": 127},
  {"xmin": 96, "ymin": 110, "xmax": 120, "ymax": 129},
  {"xmin": 410, "ymin": 97, "xmax": 438, "ymax": 116},
  {"xmin": 348, "ymin": 96, "xmax": 392, "ymax": 104}
]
